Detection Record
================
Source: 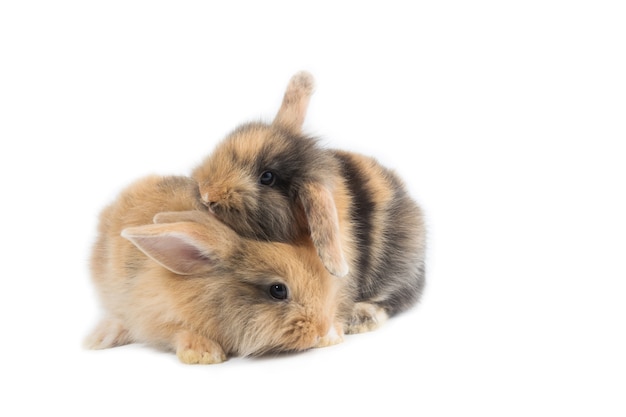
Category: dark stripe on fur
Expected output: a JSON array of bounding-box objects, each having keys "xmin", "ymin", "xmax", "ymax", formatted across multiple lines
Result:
[{"xmin": 333, "ymin": 152, "xmax": 376, "ymax": 295}]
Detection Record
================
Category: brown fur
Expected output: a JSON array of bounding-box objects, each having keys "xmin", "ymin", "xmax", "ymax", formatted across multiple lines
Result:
[
  {"xmin": 192, "ymin": 72, "xmax": 426, "ymax": 333},
  {"xmin": 85, "ymin": 175, "xmax": 347, "ymax": 364}
]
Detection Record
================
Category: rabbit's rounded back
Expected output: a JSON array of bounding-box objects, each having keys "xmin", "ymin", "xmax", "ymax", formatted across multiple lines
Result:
[
  {"xmin": 331, "ymin": 150, "xmax": 426, "ymax": 317},
  {"xmin": 88, "ymin": 175, "xmax": 346, "ymax": 362}
]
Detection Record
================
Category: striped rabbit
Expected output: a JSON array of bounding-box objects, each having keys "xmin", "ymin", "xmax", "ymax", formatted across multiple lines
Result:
[{"xmin": 192, "ymin": 72, "xmax": 426, "ymax": 333}]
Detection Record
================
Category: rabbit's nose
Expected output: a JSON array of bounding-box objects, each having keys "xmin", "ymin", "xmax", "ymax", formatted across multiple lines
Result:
[
  {"xmin": 201, "ymin": 185, "xmax": 228, "ymax": 204},
  {"xmin": 199, "ymin": 191, "xmax": 218, "ymax": 212}
]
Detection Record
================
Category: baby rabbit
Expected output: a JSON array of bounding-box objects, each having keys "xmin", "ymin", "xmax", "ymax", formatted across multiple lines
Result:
[
  {"xmin": 85, "ymin": 175, "xmax": 346, "ymax": 364},
  {"xmin": 192, "ymin": 72, "xmax": 426, "ymax": 334}
]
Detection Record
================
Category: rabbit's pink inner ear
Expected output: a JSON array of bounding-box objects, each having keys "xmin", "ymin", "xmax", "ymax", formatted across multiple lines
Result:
[
  {"xmin": 300, "ymin": 182, "xmax": 349, "ymax": 278},
  {"xmin": 122, "ymin": 230, "xmax": 215, "ymax": 276}
]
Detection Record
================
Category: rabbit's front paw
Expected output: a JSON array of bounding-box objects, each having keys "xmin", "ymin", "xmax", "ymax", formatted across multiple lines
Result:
[
  {"xmin": 175, "ymin": 331, "xmax": 227, "ymax": 365},
  {"xmin": 344, "ymin": 302, "xmax": 388, "ymax": 334},
  {"xmin": 84, "ymin": 317, "xmax": 132, "ymax": 350}
]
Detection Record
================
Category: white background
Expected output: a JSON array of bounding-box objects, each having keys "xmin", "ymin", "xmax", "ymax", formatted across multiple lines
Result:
[{"xmin": 1, "ymin": 1, "xmax": 624, "ymax": 416}]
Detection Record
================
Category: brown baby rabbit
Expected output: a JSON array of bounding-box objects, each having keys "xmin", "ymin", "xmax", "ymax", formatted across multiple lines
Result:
[
  {"xmin": 85, "ymin": 175, "xmax": 346, "ymax": 364},
  {"xmin": 192, "ymin": 72, "xmax": 426, "ymax": 334}
]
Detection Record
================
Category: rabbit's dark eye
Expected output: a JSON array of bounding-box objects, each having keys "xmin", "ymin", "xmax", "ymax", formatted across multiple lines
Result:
[
  {"xmin": 259, "ymin": 171, "xmax": 276, "ymax": 186},
  {"xmin": 269, "ymin": 283, "xmax": 288, "ymax": 300}
]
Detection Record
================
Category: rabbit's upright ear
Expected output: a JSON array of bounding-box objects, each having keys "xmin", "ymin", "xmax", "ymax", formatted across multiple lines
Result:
[
  {"xmin": 272, "ymin": 71, "xmax": 315, "ymax": 133},
  {"xmin": 121, "ymin": 221, "xmax": 234, "ymax": 276},
  {"xmin": 299, "ymin": 182, "xmax": 349, "ymax": 277}
]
